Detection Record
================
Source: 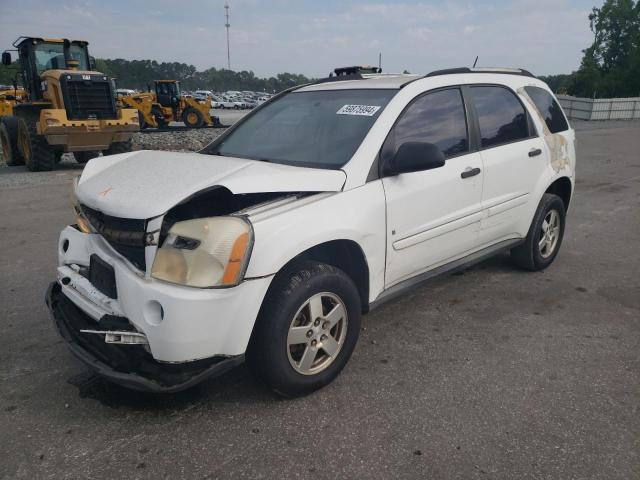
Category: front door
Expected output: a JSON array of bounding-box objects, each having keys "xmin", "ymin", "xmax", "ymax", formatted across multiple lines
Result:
[{"xmin": 382, "ymin": 88, "xmax": 484, "ymax": 288}]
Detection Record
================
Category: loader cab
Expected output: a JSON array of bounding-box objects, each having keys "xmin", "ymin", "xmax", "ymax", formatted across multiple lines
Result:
[
  {"xmin": 155, "ymin": 80, "xmax": 181, "ymax": 109},
  {"xmin": 8, "ymin": 37, "xmax": 91, "ymax": 101}
]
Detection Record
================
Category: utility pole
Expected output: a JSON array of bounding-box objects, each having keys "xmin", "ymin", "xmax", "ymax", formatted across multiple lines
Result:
[{"xmin": 224, "ymin": 2, "xmax": 231, "ymax": 70}]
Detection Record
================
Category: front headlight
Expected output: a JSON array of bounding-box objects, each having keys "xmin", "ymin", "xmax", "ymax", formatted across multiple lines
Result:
[{"xmin": 151, "ymin": 216, "xmax": 253, "ymax": 288}]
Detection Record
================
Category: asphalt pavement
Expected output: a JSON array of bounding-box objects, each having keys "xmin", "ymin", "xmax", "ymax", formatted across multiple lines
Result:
[{"xmin": 0, "ymin": 121, "xmax": 638, "ymax": 479}]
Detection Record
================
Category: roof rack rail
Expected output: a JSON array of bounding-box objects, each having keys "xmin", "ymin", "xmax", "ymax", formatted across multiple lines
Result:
[{"xmin": 425, "ymin": 67, "xmax": 536, "ymax": 78}]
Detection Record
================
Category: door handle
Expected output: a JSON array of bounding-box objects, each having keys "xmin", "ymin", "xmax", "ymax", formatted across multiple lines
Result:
[
  {"xmin": 461, "ymin": 167, "xmax": 481, "ymax": 179},
  {"xmin": 528, "ymin": 148, "xmax": 542, "ymax": 157}
]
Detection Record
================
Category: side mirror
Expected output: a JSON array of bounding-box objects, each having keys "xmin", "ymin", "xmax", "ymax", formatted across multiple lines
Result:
[
  {"xmin": 1, "ymin": 52, "xmax": 11, "ymax": 66},
  {"xmin": 89, "ymin": 56, "xmax": 96, "ymax": 70},
  {"xmin": 383, "ymin": 142, "xmax": 445, "ymax": 176}
]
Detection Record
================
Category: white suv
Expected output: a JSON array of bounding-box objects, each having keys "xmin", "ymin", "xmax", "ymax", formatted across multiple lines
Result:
[{"xmin": 47, "ymin": 67, "xmax": 575, "ymax": 397}]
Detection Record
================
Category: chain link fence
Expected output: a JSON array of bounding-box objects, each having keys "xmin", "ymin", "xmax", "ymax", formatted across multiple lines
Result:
[{"xmin": 558, "ymin": 95, "xmax": 640, "ymax": 121}]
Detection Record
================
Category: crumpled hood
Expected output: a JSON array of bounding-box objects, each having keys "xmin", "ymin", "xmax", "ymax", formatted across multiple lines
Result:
[{"xmin": 76, "ymin": 150, "xmax": 346, "ymax": 218}]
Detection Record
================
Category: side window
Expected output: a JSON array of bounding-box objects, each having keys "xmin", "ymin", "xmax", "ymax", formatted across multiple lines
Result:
[
  {"xmin": 471, "ymin": 86, "xmax": 530, "ymax": 148},
  {"xmin": 524, "ymin": 86, "xmax": 569, "ymax": 134},
  {"xmin": 387, "ymin": 88, "xmax": 469, "ymax": 160}
]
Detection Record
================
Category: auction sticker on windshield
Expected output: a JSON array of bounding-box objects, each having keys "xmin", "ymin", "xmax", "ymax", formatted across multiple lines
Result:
[{"xmin": 336, "ymin": 105, "xmax": 381, "ymax": 116}]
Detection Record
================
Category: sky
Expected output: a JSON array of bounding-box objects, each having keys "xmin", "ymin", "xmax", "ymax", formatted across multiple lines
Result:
[{"xmin": 0, "ymin": 0, "xmax": 596, "ymax": 78}]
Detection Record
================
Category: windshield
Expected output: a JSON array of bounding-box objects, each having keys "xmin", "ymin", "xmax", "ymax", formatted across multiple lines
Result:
[
  {"xmin": 33, "ymin": 43, "xmax": 89, "ymax": 73},
  {"xmin": 210, "ymin": 89, "xmax": 395, "ymax": 169}
]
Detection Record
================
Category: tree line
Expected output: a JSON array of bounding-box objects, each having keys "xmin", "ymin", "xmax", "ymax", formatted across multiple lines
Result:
[
  {"xmin": 540, "ymin": 0, "xmax": 639, "ymax": 97},
  {"xmin": 0, "ymin": 58, "xmax": 313, "ymax": 93}
]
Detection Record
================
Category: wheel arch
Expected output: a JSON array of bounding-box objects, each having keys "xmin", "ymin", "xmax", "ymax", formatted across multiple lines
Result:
[
  {"xmin": 263, "ymin": 239, "xmax": 371, "ymax": 314},
  {"xmin": 545, "ymin": 176, "xmax": 573, "ymax": 211}
]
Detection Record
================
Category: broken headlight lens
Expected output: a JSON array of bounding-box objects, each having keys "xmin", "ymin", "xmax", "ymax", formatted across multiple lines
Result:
[{"xmin": 151, "ymin": 216, "xmax": 253, "ymax": 288}]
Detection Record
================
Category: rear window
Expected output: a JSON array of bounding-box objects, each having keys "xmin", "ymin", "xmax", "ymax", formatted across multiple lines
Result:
[{"xmin": 524, "ymin": 86, "xmax": 569, "ymax": 134}]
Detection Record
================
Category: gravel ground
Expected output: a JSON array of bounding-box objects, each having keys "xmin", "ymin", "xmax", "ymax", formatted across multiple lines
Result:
[{"xmin": 0, "ymin": 120, "xmax": 639, "ymax": 479}]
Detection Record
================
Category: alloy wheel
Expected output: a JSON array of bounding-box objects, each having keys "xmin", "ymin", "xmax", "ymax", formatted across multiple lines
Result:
[{"xmin": 286, "ymin": 292, "xmax": 348, "ymax": 376}]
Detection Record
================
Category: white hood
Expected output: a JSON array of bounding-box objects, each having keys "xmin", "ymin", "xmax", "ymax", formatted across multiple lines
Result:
[{"xmin": 76, "ymin": 150, "xmax": 347, "ymax": 218}]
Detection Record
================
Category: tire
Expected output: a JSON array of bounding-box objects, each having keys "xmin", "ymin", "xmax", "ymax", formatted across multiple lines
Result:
[
  {"xmin": 17, "ymin": 118, "xmax": 56, "ymax": 171},
  {"xmin": 0, "ymin": 116, "xmax": 24, "ymax": 166},
  {"xmin": 73, "ymin": 150, "xmax": 100, "ymax": 164},
  {"xmin": 182, "ymin": 107, "xmax": 204, "ymax": 128},
  {"xmin": 103, "ymin": 138, "xmax": 132, "ymax": 156},
  {"xmin": 247, "ymin": 261, "xmax": 361, "ymax": 397},
  {"xmin": 511, "ymin": 193, "xmax": 566, "ymax": 271}
]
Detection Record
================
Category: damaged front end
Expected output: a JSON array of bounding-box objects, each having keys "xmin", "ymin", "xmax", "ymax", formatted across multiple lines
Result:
[
  {"xmin": 46, "ymin": 149, "xmax": 345, "ymax": 392},
  {"xmin": 46, "ymin": 282, "xmax": 244, "ymax": 393}
]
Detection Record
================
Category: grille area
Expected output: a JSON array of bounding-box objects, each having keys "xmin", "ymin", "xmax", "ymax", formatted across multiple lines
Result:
[
  {"xmin": 61, "ymin": 75, "xmax": 117, "ymax": 120},
  {"xmin": 81, "ymin": 205, "xmax": 147, "ymax": 270}
]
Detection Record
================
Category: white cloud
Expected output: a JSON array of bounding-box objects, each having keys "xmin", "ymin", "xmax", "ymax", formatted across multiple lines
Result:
[{"xmin": 0, "ymin": 0, "xmax": 593, "ymax": 77}]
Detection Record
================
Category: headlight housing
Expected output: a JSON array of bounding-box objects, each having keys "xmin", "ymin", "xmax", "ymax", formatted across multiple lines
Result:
[{"xmin": 151, "ymin": 216, "xmax": 253, "ymax": 288}]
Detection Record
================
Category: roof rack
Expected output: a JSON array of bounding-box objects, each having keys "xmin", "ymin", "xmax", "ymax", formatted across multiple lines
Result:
[{"xmin": 425, "ymin": 67, "xmax": 535, "ymax": 78}]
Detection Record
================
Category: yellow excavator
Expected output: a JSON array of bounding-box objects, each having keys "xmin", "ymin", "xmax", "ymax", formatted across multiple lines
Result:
[
  {"xmin": 0, "ymin": 37, "xmax": 139, "ymax": 170},
  {"xmin": 120, "ymin": 80, "xmax": 222, "ymax": 129}
]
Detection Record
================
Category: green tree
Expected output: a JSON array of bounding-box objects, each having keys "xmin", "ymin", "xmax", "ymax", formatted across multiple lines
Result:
[{"xmin": 571, "ymin": 0, "xmax": 640, "ymax": 97}]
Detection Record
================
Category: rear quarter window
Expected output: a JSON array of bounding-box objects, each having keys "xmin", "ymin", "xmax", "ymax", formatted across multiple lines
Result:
[{"xmin": 524, "ymin": 86, "xmax": 569, "ymax": 134}]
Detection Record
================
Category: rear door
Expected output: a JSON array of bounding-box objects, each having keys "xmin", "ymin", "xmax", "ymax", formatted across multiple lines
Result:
[
  {"xmin": 382, "ymin": 87, "xmax": 484, "ymax": 287},
  {"xmin": 468, "ymin": 85, "xmax": 547, "ymax": 244}
]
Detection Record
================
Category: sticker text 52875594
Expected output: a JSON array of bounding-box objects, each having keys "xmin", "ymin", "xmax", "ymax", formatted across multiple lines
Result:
[{"xmin": 336, "ymin": 105, "xmax": 381, "ymax": 116}]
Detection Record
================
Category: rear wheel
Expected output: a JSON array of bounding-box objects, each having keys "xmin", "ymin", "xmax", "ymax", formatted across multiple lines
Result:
[
  {"xmin": 0, "ymin": 117, "xmax": 24, "ymax": 166},
  {"xmin": 247, "ymin": 261, "xmax": 361, "ymax": 397},
  {"xmin": 103, "ymin": 138, "xmax": 133, "ymax": 156},
  {"xmin": 511, "ymin": 193, "xmax": 566, "ymax": 271},
  {"xmin": 17, "ymin": 118, "xmax": 56, "ymax": 171},
  {"xmin": 73, "ymin": 151, "xmax": 101, "ymax": 164},
  {"xmin": 182, "ymin": 107, "xmax": 204, "ymax": 128}
]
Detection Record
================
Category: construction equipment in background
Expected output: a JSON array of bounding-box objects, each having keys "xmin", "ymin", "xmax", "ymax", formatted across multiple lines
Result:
[
  {"xmin": 0, "ymin": 37, "xmax": 139, "ymax": 170},
  {"xmin": 120, "ymin": 80, "xmax": 223, "ymax": 129},
  {"xmin": 0, "ymin": 86, "xmax": 27, "ymax": 162}
]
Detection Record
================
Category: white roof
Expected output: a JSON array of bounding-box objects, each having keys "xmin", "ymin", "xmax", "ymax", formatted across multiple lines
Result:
[
  {"xmin": 297, "ymin": 74, "xmax": 421, "ymax": 91},
  {"xmin": 297, "ymin": 68, "xmax": 538, "ymax": 92}
]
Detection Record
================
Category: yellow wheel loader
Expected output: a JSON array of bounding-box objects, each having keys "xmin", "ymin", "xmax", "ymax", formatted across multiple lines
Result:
[
  {"xmin": 0, "ymin": 86, "xmax": 26, "ymax": 165},
  {"xmin": 0, "ymin": 37, "xmax": 139, "ymax": 171},
  {"xmin": 120, "ymin": 80, "xmax": 222, "ymax": 129}
]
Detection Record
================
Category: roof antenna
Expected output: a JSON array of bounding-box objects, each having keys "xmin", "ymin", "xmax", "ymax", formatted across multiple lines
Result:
[{"xmin": 473, "ymin": 56, "xmax": 479, "ymax": 68}]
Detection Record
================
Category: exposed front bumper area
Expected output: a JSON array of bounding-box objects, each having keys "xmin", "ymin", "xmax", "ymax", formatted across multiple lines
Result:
[
  {"xmin": 46, "ymin": 282, "xmax": 244, "ymax": 393},
  {"xmin": 39, "ymin": 108, "xmax": 139, "ymax": 151},
  {"xmin": 57, "ymin": 225, "xmax": 273, "ymax": 363}
]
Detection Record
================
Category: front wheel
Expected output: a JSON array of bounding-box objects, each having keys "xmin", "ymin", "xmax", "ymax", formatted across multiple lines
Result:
[
  {"xmin": 511, "ymin": 193, "xmax": 566, "ymax": 271},
  {"xmin": 17, "ymin": 118, "xmax": 56, "ymax": 171},
  {"xmin": 247, "ymin": 261, "xmax": 361, "ymax": 397},
  {"xmin": 182, "ymin": 107, "xmax": 204, "ymax": 128}
]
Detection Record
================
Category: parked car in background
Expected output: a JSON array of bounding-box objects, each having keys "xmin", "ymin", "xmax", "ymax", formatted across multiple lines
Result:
[
  {"xmin": 47, "ymin": 67, "xmax": 575, "ymax": 398},
  {"xmin": 214, "ymin": 97, "xmax": 237, "ymax": 109}
]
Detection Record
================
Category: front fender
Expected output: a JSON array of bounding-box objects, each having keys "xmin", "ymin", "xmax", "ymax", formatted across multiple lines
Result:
[{"xmin": 245, "ymin": 182, "xmax": 387, "ymax": 303}]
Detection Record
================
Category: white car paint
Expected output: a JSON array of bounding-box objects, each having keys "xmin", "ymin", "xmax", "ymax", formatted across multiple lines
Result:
[
  {"xmin": 76, "ymin": 150, "xmax": 346, "ymax": 218},
  {"xmin": 53, "ymin": 70, "xmax": 575, "ymax": 372}
]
